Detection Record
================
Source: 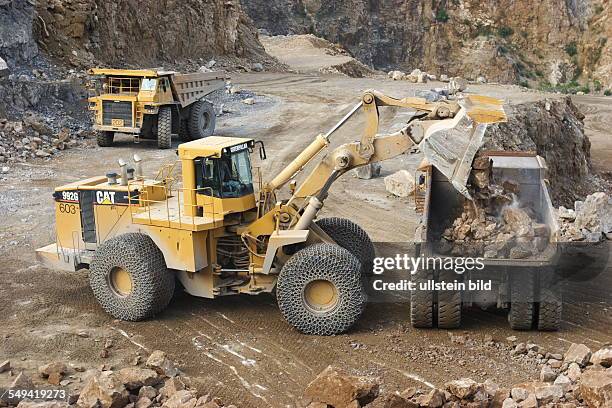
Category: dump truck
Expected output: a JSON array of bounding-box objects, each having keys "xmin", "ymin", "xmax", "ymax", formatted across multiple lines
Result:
[
  {"xmin": 412, "ymin": 153, "xmax": 562, "ymax": 331},
  {"xmin": 88, "ymin": 68, "xmax": 227, "ymax": 149},
  {"xmin": 37, "ymin": 90, "xmax": 506, "ymax": 335}
]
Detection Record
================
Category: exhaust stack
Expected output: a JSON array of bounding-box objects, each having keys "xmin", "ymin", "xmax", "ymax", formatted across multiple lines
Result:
[
  {"xmin": 133, "ymin": 154, "xmax": 143, "ymax": 178},
  {"xmin": 118, "ymin": 159, "xmax": 128, "ymax": 186},
  {"xmin": 106, "ymin": 172, "xmax": 118, "ymax": 185}
]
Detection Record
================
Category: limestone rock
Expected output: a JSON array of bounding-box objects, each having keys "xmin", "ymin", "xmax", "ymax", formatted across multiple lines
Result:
[
  {"xmin": 384, "ymin": 170, "xmax": 415, "ymax": 198},
  {"xmin": 540, "ymin": 365, "xmax": 557, "ymax": 382},
  {"xmin": 445, "ymin": 378, "xmax": 480, "ymax": 400},
  {"xmin": 161, "ymin": 390, "xmax": 196, "ymax": 408},
  {"xmin": 578, "ymin": 370, "xmax": 612, "ymax": 408},
  {"xmin": 415, "ymin": 389, "xmax": 444, "ymax": 408},
  {"xmin": 303, "ymin": 366, "xmax": 379, "ymax": 408},
  {"xmin": 39, "ymin": 362, "xmax": 67, "ymax": 378},
  {"xmin": 146, "ymin": 350, "xmax": 179, "ymax": 377},
  {"xmin": 117, "ymin": 367, "xmax": 161, "ymax": 390},
  {"xmin": 17, "ymin": 401, "xmax": 69, "ymax": 408},
  {"xmin": 534, "ymin": 384, "xmax": 563, "ymax": 403},
  {"xmin": 77, "ymin": 371, "xmax": 130, "ymax": 408},
  {"xmin": 564, "ymin": 343, "xmax": 592, "ymax": 367},
  {"xmin": 591, "ymin": 345, "xmax": 612, "ymax": 368}
]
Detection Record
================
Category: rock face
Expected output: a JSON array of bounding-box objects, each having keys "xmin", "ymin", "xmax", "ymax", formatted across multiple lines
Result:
[
  {"xmin": 240, "ymin": 0, "xmax": 610, "ymax": 85},
  {"xmin": 484, "ymin": 97, "xmax": 591, "ymax": 207},
  {"xmin": 303, "ymin": 365, "xmax": 379, "ymax": 408},
  {"xmin": 35, "ymin": 0, "xmax": 270, "ymax": 67},
  {"xmin": 0, "ymin": 0, "xmax": 39, "ymax": 68}
]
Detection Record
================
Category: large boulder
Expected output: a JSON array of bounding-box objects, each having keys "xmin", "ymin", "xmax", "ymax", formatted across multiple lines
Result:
[
  {"xmin": 77, "ymin": 371, "xmax": 130, "ymax": 408},
  {"xmin": 591, "ymin": 345, "xmax": 612, "ymax": 368},
  {"xmin": 303, "ymin": 366, "xmax": 379, "ymax": 408},
  {"xmin": 578, "ymin": 370, "xmax": 612, "ymax": 408},
  {"xmin": 574, "ymin": 192, "xmax": 611, "ymax": 237},
  {"xmin": 160, "ymin": 390, "xmax": 197, "ymax": 408},
  {"xmin": 384, "ymin": 170, "xmax": 415, "ymax": 198},
  {"xmin": 564, "ymin": 343, "xmax": 592, "ymax": 367},
  {"xmin": 117, "ymin": 367, "xmax": 161, "ymax": 390}
]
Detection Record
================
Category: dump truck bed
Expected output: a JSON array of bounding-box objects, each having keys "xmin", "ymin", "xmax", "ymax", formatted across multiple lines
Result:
[
  {"xmin": 418, "ymin": 153, "xmax": 559, "ymax": 267},
  {"xmin": 170, "ymin": 72, "xmax": 227, "ymax": 107}
]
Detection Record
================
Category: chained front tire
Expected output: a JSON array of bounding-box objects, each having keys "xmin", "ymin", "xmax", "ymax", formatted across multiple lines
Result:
[
  {"xmin": 96, "ymin": 131, "xmax": 114, "ymax": 147},
  {"xmin": 508, "ymin": 270, "xmax": 535, "ymax": 330},
  {"xmin": 315, "ymin": 217, "xmax": 375, "ymax": 276},
  {"xmin": 89, "ymin": 233, "xmax": 175, "ymax": 321},
  {"xmin": 276, "ymin": 243, "xmax": 366, "ymax": 335}
]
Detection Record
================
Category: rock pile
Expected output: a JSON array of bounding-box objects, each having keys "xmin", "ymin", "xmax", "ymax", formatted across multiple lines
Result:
[
  {"xmin": 1, "ymin": 350, "xmax": 234, "ymax": 408},
  {"xmin": 387, "ymin": 69, "xmax": 432, "ymax": 84},
  {"xmin": 437, "ymin": 158, "xmax": 549, "ymax": 259},
  {"xmin": 0, "ymin": 113, "xmax": 91, "ymax": 166},
  {"xmin": 302, "ymin": 343, "xmax": 612, "ymax": 408},
  {"xmin": 557, "ymin": 192, "xmax": 612, "ymax": 242}
]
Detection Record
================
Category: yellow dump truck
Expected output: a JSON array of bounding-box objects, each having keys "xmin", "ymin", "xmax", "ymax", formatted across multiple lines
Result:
[{"xmin": 88, "ymin": 68, "xmax": 227, "ymax": 149}]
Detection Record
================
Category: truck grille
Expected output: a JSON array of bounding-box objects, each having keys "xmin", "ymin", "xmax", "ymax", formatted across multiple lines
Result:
[{"xmin": 102, "ymin": 101, "xmax": 133, "ymax": 127}]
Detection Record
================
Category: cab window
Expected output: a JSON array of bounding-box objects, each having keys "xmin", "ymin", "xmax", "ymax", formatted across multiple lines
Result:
[
  {"xmin": 195, "ymin": 149, "xmax": 254, "ymax": 198},
  {"xmin": 140, "ymin": 78, "xmax": 157, "ymax": 91}
]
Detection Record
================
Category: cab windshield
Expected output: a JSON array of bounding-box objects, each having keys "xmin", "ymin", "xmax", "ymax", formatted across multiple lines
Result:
[
  {"xmin": 196, "ymin": 149, "xmax": 254, "ymax": 198},
  {"xmin": 140, "ymin": 78, "xmax": 157, "ymax": 91}
]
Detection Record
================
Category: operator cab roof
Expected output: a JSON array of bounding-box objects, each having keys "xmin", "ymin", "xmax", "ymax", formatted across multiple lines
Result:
[{"xmin": 178, "ymin": 136, "xmax": 255, "ymax": 159}]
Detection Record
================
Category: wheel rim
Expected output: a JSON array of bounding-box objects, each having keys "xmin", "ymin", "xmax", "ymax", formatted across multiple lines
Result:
[
  {"xmin": 108, "ymin": 266, "xmax": 133, "ymax": 297},
  {"xmin": 303, "ymin": 279, "xmax": 339, "ymax": 313}
]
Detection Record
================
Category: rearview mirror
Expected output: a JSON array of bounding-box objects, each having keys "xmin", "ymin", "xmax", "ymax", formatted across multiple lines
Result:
[{"xmin": 255, "ymin": 140, "xmax": 266, "ymax": 160}]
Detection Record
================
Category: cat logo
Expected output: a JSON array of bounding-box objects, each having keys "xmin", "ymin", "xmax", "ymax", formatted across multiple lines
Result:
[{"xmin": 96, "ymin": 190, "xmax": 116, "ymax": 205}]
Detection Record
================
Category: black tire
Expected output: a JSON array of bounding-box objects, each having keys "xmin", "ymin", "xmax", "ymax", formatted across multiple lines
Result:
[
  {"xmin": 315, "ymin": 217, "xmax": 375, "ymax": 276},
  {"xmin": 536, "ymin": 270, "xmax": 562, "ymax": 331},
  {"xmin": 188, "ymin": 100, "xmax": 215, "ymax": 139},
  {"xmin": 178, "ymin": 118, "xmax": 190, "ymax": 142},
  {"xmin": 437, "ymin": 270, "xmax": 462, "ymax": 329},
  {"xmin": 508, "ymin": 270, "xmax": 535, "ymax": 330},
  {"xmin": 276, "ymin": 243, "xmax": 366, "ymax": 335},
  {"xmin": 89, "ymin": 233, "xmax": 175, "ymax": 321},
  {"xmin": 157, "ymin": 106, "xmax": 172, "ymax": 149},
  {"xmin": 97, "ymin": 131, "xmax": 114, "ymax": 147},
  {"xmin": 410, "ymin": 269, "xmax": 434, "ymax": 328}
]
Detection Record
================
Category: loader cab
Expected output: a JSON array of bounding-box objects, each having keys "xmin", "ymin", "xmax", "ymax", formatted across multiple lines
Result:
[{"xmin": 178, "ymin": 137, "xmax": 261, "ymax": 217}]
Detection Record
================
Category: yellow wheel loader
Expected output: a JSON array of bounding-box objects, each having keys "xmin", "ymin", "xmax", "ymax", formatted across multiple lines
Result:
[
  {"xmin": 88, "ymin": 68, "xmax": 227, "ymax": 149},
  {"xmin": 37, "ymin": 90, "xmax": 506, "ymax": 335}
]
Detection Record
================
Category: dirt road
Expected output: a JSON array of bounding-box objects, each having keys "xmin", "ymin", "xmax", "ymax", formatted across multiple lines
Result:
[{"xmin": 1, "ymin": 73, "xmax": 611, "ymax": 407}]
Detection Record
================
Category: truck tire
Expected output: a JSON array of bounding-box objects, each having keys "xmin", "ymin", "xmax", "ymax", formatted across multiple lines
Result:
[
  {"xmin": 315, "ymin": 217, "xmax": 375, "ymax": 276},
  {"xmin": 157, "ymin": 106, "xmax": 172, "ymax": 149},
  {"xmin": 97, "ymin": 131, "xmax": 114, "ymax": 147},
  {"xmin": 437, "ymin": 270, "xmax": 462, "ymax": 329},
  {"xmin": 89, "ymin": 233, "xmax": 175, "ymax": 321},
  {"xmin": 411, "ymin": 269, "xmax": 434, "ymax": 328},
  {"xmin": 508, "ymin": 270, "xmax": 535, "ymax": 330},
  {"xmin": 276, "ymin": 243, "xmax": 366, "ymax": 335},
  {"xmin": 178, "ymin": 118, "xmax": 190, "ymax": 142},
  {"xmin": 188, "ymin": 100, "xmax": 215, "ymax": 139},
  {"xmin": 536, "ymin": 270, "xmax": 562, "ymax": 331}
]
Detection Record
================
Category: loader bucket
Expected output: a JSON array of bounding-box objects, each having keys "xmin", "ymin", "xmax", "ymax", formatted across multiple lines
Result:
[{"xmin": 417, "ymin": 96, "xmax": 506, "ymax": 198}]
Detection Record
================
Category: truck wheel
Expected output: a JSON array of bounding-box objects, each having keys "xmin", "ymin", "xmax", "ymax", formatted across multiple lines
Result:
[
  {"xmin": 157, "ymin": 106, "xmax": 172, "ymax": 149},
  {"xmin": 188, "ymin": 100, "xmax": 215, "ymax": 139},
  {"xmin": 178, "ymin": 118, "xmax": 190, "ymax": 142},
  {"xmin": 97, "ymin": 131, "xmax": 114, "ymax": 147},
  {"xmin": 537, "ymin": 270, "xmax": 562, "ymax": 331},
  {"xmin": 437, "ymin": 270, "xmax": 462, "ymax": 329},
  {"xmin": 508, "ymin": 270, "xmax": 535, "ymax": 330},
  {"xmin": 276, "ymin": 243, "xmax": 366, "ymax": 335},
  {"xmin": 411, "ymin": 269, "xmax": 434, "ymax": 328},
  {"xmin": 315, "ymin": 217, "xmax": 375, "ymax": 276},
  {"xmin": 89, "ymin": 233, "xmax": 175, "ymax": 321}
]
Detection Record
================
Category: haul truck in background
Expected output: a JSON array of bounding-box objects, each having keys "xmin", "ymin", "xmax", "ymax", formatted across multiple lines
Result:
[{"xmin": 88, "ymin": 68, "xmax": 227, "ymax": 149}]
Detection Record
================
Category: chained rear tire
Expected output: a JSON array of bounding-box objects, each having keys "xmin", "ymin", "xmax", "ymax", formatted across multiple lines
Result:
[
  {"xmin": 157, "ymin": 106, "xmax": 172, "ymax": 149},
  {"xmin": 188, "ymin": 100, "xmax": 215, "ymax": 139},
  {"xmin": 410, "ymin": 269, "xmax": 434, "ymax": 328},
  {"xmin": 97, "ymin": 131, "xmax": 114, "ymax": 147},
  {"xmin": 89, "ymin": 233, "xmax": 175, "ymax": 321},
  {"xmin": 437, "ymin": 270, "xmax": 462, "ymax": 329},
  {"xmin": 315, "ymin": 217, "xmax": 375, "ymax": 276},
  {"xmin": 276, "ymin": 243, "xmax": 366, "ymax": 335},
  {"xmin": 508, "ymin": 270, "xmax": 535, "ymax": 330},
  {"xmin": 537, "ymin": 269, "xmax": 562, "ymax": 331}
]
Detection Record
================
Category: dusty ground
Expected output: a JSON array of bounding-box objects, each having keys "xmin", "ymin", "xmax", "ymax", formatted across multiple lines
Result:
[{"xmin": 1, "ymin": 72, "xmax": 611, "ymax": 407}]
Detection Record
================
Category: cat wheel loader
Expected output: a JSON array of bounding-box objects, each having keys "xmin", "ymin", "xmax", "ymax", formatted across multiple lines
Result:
[
  {"xmin": 88, "ymin": 68, "xmax": 227, "ymax": 149},
  {"xmin": 37, "ymin": 90, "xmax": 506, "ymax": 335}
]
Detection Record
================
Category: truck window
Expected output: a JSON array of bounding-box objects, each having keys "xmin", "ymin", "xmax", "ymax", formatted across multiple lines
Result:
[{"xmin": 141, "ymin": 78, "xmax": 157, "ymax": 91}]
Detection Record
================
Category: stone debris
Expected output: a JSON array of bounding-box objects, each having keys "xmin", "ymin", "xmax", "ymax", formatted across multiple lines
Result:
[
  {"xmin": 354, "ymin": 163, "xmax": 382, "ymax": 179},
  {"xmin": 436, "ymin": 157, "xmax": 548, "ymax": 259},
  {"xmin": 448, "ymin": 77, "xmax": 467, "ymax": 94},
  {"xmin": 303, "ymin": 365, "xmax": 379, "ymax": 408},
  {"xmin": 565, "ymin": 343, "xmax": 592, "ymax": 367},
  {"xmin": 558, "ymin": 192, "xmax": 612, "ymax": 242},
  {"xmin": 146, "ymin": 350, "xmax": 180, "ymax": 378},
  {"xmin": 578, "ymin": 370, "xmax": 612, "ymax": 408},
  {"xmin": 591, "ymin": 345, "xmax": 612, "ymax": 368},
  {"xmin": 384, "ymin": 170, "xmax": 415, "ymax": 198},
  {"xmin": 387, "ymin": 69, "xmax": 436, "ymax": 83}
]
